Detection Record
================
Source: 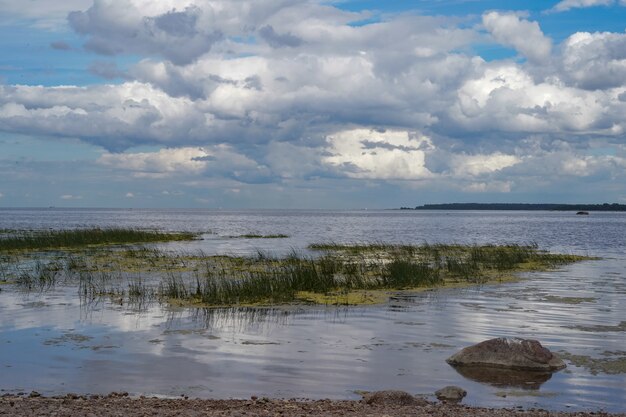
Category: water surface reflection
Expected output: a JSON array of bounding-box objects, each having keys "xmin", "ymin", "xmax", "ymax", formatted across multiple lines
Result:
[{"xmin": 1, "ymin": 210, "xmax": 625, "ymax": 411}]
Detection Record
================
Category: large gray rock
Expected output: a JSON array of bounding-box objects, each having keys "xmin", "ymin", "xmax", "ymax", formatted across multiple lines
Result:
[
  {"xmin": 446, "ymin": 338, "xmax": 566, "ymax": 371},
  {"xmin": 363, "ymin": 390, "xmax": 427, "ymax": 406}
]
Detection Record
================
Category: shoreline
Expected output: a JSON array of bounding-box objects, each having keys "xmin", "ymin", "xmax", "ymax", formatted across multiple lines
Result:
[{"xmin": 1, "ymin": 394, "xmax": 624, "ymax": 417}]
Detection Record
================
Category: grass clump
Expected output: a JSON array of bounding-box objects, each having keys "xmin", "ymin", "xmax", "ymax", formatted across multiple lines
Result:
[
  {"xmin": 157, "ymin": 243, "xmax": 589, "ymax": 307},
  {"xmin": 0, "ymin": 228, "xmax": 196, "ymax": 251},
  {"xmin": 6, "ymin": 242, "xmax": 592, "ymax": 308}
]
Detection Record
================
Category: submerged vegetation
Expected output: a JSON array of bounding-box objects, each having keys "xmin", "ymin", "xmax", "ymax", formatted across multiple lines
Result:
[
  {"xmin": 559, "ymin": 351, "xmax": 626, "ymax": 375},
  {"xmin": 0, "ymin": 233, "xmax": 592, "ymax": 308},
  {"xmin": 0, "ymin": 228, "xmax": 196, "ymax": 251}
]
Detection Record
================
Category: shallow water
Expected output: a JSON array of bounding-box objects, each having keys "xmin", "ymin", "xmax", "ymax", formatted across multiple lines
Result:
[{"xmin": 0, "ymin": 209, "xmax": 625, "ymax": 411}]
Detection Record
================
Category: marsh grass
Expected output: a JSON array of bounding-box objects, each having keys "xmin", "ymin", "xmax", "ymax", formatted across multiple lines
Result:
[
  {"xmin": 0, "ymin": 228, "xmax": 196, "ymax": 251},
  {"xmin": 6, "ymin": 242, "xmax": 591, "ymax": 307},
  {"xmin": 157, "ymin": 243, "xmax": 588, "ymax": 306}
]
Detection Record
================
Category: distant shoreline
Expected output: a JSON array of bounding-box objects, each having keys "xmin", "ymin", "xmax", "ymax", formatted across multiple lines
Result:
[{"xmin": 401, "ymin": 203, "xmax": 626, "ymax": 211}]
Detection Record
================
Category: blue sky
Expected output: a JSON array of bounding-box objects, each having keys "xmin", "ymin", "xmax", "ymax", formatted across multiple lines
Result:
[{"xmin": 1, "ymin": 0, "xmax": 625, "ymax": 208}]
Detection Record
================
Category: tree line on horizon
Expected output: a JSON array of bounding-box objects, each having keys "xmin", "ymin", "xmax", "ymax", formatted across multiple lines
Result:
[{"xmin": 401, "ymin": 203, "xmax": 626, "ymax": 211}]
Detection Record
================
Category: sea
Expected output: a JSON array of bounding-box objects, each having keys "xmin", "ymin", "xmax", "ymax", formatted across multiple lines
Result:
[{"xmin": 0, "ymin": 208, "xmax": 624, "ymax": 411}]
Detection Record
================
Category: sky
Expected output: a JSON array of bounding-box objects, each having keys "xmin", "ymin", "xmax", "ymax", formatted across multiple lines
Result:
[{"xmin": 0, "ymin": 0, "xmax": 625, "ymax": 209}]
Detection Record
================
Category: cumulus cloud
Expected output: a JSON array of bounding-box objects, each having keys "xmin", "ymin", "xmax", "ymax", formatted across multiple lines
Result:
[
  {"xmin": 1, "ymin": 0, "xmax": 626, "ymax": 204},
  {"xmin": 450, "ymin": 152, "xmax": 520, "ymax": 178},
  {"xmin": 324, "ymin": 129, "xmax": 433, "ymax": 180},
  {"xmin": 68, "ymin": 3, "xmax": 222, "ymax": 65},
  {"xmin": 482, "ymin": 12, "xmax": 552, "ymax": 63},
  {"xmin": 551, "ymin": 0, "xmax": 614, "ymax": 12},
  {"xmin": 0, "ymin": 1, "xmax": 483, "ymax": 156},
  {"xmin": 560, "ymin": 31, "xmax": 626, "ymax": 90},
  {"xmin": 450, "ymin": 63, "xmax": 624, "ymax": 135},
  {"xmin": 97, "ymin": 145, "xmax": 267, "ymax": 183},
  {"xmin": 1, "ymin": 2, "xmax": 623, "ymax": 154},
  {"xmin": 0, "ymin": 83, "xmax": 206, "ymax": 151},
  {"xmin": 98, "ymin": 147, "xmax": 211, "ymax": 176}
]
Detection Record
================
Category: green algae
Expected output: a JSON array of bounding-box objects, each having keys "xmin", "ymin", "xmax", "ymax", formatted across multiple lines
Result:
[
  {"xmin": 43, "ymin": 333, "xmax": 93, "ymax": 347},
  {"xmin": 559, "ymin": 351, "xmax": 626, "ymax": 374},
  {"xmin": 542, "ymin": 295, "xmax": 597, "ymax": 304},
  {"xmin": 295, "ymin": 290, "xmax": 390, "ymax": 306}
]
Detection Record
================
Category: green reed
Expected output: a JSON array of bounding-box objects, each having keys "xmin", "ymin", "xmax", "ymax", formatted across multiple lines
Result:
[
  {"xmin": 7, "ymin": 242, "xmax": 591, "ymax": 307},
  {"xmin": 0, "ymin": 228, "xmax": 196, "ymax": 251}
]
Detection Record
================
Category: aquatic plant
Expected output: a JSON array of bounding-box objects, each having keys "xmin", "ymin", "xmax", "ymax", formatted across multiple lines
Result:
[
  {"xmin": 155, "ymin": 243, "xmax": 589, "ymax": 306},
  {"xmin": 15, "ymin": 260, "xmax": 63, "ymax": 290},
  {"xmin": 0, "ymin": 228, "xmax": 196, "ymax": 251},
  {"xmin": 382, "ymin": 258, "xmax": 440, "ymax": 288},
  {"xmin": 6, "ymin": 242, "xmax": 591, "ymax": 307}
]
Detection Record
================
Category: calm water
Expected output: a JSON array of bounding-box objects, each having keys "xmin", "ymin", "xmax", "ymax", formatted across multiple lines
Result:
[{"xmin": 0, "ymin": 209, "xmax": 625, "ymax": 411}]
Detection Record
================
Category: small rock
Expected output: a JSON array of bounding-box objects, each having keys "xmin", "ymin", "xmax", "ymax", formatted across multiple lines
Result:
[
  {"xmin": 363, "ymin": 390, "xmax": 426, "ymax": 406},
  {"xmin": 435, "ymin": 386, "xmax": 466, "ymax": 403},
  {"xmin": 28, "ymin": 391, "xmax": 41, "ymax": 398}
]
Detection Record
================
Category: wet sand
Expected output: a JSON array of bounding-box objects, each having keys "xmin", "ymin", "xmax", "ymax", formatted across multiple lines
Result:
[{"xmin": 1, "ymin": 394, "xmax": 624, "ymax": 417}]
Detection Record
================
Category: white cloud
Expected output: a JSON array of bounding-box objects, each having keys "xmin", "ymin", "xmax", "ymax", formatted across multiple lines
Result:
[
  {"xmin": 125, "ymin": 192, "xmax": 134, "ymax": 198},
  {"xmin": 99, "ymin": 147, "xmax": 210, "ymax": 176},
  {"xmin": 68, "ymin": 3, "xmax": 223, "ymax": 65},
  {"xmin": 98, "ymin": 145, "xmax": 265, "ymax": 182},
  {"xmin": 324, "ymin": 129, "xmax": 433, "ymax": 180},
  {"xmin": 0, "ymin": 192, "xmax": 3, "ymax": 198},
  {"xmin": 561, "ymin": 156, "xmax": 591, "ymax": 176},
  {"xmin": 482, "ymin": 12, "xmax": 552, "ymax": 63},
  {"xmin": 552, "ymin": 0, "xmax": 614, "ymax": 12},
  {"xmin": 560, "ymin": 31, "xmax": 626, "ymax": 90},
  {"xmin": 60, "ymin": 194, "xmax": 83, "ymax": 200},
  {"xmin": 1, "ymin": 0, "xmax": 626, "ymax": 204},
  {"xmin": 451, "ymin": 153, "xmax": 520, "ymax": 177},
  {"xmin": 0, "ymin": 82, "xmax": 205, "ymax": 151},
  {"xmin": 451, "ymin": 63, "xmax": 623, "ymax": 135}
]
